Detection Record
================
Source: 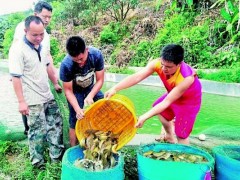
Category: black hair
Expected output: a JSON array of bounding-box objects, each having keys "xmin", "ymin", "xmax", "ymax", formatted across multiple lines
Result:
[
  {"xmin": 161, "ymin": 44, "xmax": 184, "ymax": 65},
  {"xmin": 66, "ymin": 36, "xmax": 86, "ymax": 57},
  {"xmin": 25, "ymin": 15, "xmax": 44, "ymax": 29},
  {"xmin": 34, "ymin": 1, "xmax": 52, "ymax": 13}
]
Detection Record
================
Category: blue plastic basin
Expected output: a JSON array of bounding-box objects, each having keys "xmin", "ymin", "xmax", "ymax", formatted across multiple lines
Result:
[
  {"xmin": 213, "ymin": 145, "xmax": 240, "ymax": 180},
  {"xmin": 137, "ymin": 143, "xmax": 214, "ymax": 180},
  {"xmin": 61, "ymin": 145, "xmax": 124, "ymax": 180}
]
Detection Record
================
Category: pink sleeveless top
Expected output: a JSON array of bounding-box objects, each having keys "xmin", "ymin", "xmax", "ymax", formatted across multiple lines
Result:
[{"xmin": 154, "ymin": 60, "xmax": 202, "ymax": 104}]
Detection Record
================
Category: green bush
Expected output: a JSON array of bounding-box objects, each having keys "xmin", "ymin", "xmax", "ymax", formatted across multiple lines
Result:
[
  {"xmin": 0, "ymin": 140, "xmax": 62, "ymax": 179},
  {"xmin": 151, "ymin": 12, "xmax": 196, "ymax": 55},
  {"xmin": 211, "ymin": 46, "xmax": 240, "ymax": 68},
  {"xmin": 130, "ymin": 40, "xmax": 152, "ymax": 66},
  {"xmin": 180, "ymin": 22, "xmax": 216, "ymax": 68},
  {"xmin": 50, "ymin": 37, "xmax": 65, "ymax": 66},
  {"xmin": 106, "ymin": 66, "xmax": 135, "ymax": 74},
  {"xmin": 0, "ymin": 17, "xmax": 9, "ymax": 49},
  {"xmin": 131, "ymin": 11, "xmax": 229, "ymax": 69},
  {"xmin": 2, "ymin": 29, "xmax": 14, "ymax": 58},
  {"xmin": 51, "ymin": 1, "xmax": 66, "ymax": 29},
  {"xmin": 130, "ymin": 12, "xmax": 196, "ymax": 65},
  {"xmin": 108, "ymin": 47, "xmax": 120, "ymax": 65},
  {"xmin": 197, "ymin": 68, "xmax": 240, "ymax": 83},
  {"xmin": 1, "ymin": 12, "xmax": 26, "ymax": 58},
  {"xmin": 100, "ymin": 22, "xmax": 130, "ymax": 44},
  {"xmin": 100, "ymin": 29, "xmax": 118, "ymax": 44},
  {"xmin": 211, "ymin": 20, "xmax": 230, "ymax": 46}
]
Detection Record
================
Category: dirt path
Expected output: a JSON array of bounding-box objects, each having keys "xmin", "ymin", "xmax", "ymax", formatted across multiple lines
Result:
[{"xmin": 0, "ymin": 63, "xmax": 24, "ymax": 141}]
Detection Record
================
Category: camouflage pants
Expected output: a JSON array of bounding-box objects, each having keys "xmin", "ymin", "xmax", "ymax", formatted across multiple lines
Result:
[{"xmin": 27, "ymin": 99, "xmax": 64, "ymax": 166}]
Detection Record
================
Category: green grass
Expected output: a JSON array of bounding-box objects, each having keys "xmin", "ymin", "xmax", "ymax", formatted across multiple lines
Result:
[
  {"xmin": 197, "ymin": 68, "xmax": 240, "ymax": 83},
  {"xmin": 0, "ymin": 83, "xmax": 68, "ymax": 179},
  {"xmin": 0, "ymin": 140, "xmax": 62, "ymax": 179},
  {"xmin": 0, "ymin": 140, "xmax": 139, "ymax": 180},
  {"xmin": 106, "ymin": 66, "xmax": 135, "ymax": 74}
]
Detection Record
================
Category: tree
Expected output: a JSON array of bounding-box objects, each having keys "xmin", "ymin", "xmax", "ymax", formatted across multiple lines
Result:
[
  {"xmin": 62, "ymin": 0, "xmax": 101, "ymax": 26},
  {"xmin": 101, "ymin": 0, "xmax": 139, "ymax": 22}
]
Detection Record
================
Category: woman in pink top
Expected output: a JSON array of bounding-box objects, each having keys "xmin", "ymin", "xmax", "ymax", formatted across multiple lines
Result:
[{"xmin": 105, "ymin": 44, "xmax": 202, "ymax": 144}]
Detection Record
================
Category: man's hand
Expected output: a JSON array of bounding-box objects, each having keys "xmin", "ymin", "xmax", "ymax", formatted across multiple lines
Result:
[
  {"xmin": 19, "ymin": 101, "xmax": 29, "ymax": 116},
  {"xmin": 54, "ymin": 83, "xmax": 62, "ymax": 93},
  {"xmin": 84, "ymin": 96, "xmax": 94, "ymax": 106},
  {"xmin": 76, "ymin": 109, "xmax": 85, "ymax": 120}
]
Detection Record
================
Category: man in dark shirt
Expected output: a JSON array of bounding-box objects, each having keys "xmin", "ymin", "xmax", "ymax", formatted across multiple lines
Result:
[{"xmin": 60, "ymin": 36, "xmax": 104, "ymax": 146}]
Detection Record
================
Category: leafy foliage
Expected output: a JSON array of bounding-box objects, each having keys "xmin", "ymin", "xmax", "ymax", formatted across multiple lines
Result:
[
  {"xmin": 130, "ymin": 40, "xmax": 152, "ymax": 66},
  {"xmin": 78, "ymin": 0, "xmax": 102, "ymax": 26},
  {"xmin": 106, "ymin": 66, "xmax": 135, "ymax": 74},
  {"xmin": 210, "ymin": 45, "xmax": 240, "ymax": 68},
  {"xmin": 50, "ymin": 1, "xmax": 67, "ymax": 29},
  {"xmin": 197, "ymin": 68, "xmax": 240, "ymax": 83},
  {"xmin": 100, "ymin": 22, "xmax": 130, "ymax": 44},
  {"xmin": 1, "ymin": 12, "xmax": 26, "ymax": 58},
  {"xmin": 130, "ymin": 12, "xmax": 214, "ymax": 68},
  {"xmin": 2, "ymin": 29, "xmax": 14, "ymax": 58},
  {"xmin": 62, "ymin": 0, "xmax": 85, "ymax": 22},
  {"xmin": 151, "ymin": 12, "xmax": 195, "ymax": 57},
  {"xmin": 62, "ymin": 0, "xmax": 103, "ymax": 27},
  {"xmin": 211, "ymin": 0, "xmax": 240, "ymax": 44},
  {"xmin": 50, "ymin": 82, "xmax": 70, "ymax": 148},
  {"xmin": 0, "ymin": 17, "xmax": 9, "ymax": 49},
  {"xmin": 101, "ymin": 0, "xmax": 139, "ymax": 22},
  {"xmin": 50, "ymin": 37, "xmax": 65, "ymax": 66},
  {"xmin": 0, "ymin": 140, "xmax": 62, "ymax": 179}
]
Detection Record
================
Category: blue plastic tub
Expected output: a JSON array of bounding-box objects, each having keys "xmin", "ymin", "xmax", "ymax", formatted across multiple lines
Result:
[
  {"xmin": 61, "ymin": 145, "xmax": 124, "ymax": 180},
  {"xmin": 212, "ymin": 145, "xmax": 240, "ymax": 180},
  {"xmin": 137, "ymin": 143, "xmax": 214, "ymax": 180}
]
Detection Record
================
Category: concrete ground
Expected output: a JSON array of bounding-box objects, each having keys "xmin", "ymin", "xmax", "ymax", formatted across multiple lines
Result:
[{"xmin": 0, "ymin": 61, "xmax": 23, "ymax": 134}]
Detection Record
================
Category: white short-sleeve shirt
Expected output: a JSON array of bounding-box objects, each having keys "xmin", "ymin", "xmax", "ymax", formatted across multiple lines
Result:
[{"xmin": 8, "ymin": 38, "xmax": 54, "ymax": 105}]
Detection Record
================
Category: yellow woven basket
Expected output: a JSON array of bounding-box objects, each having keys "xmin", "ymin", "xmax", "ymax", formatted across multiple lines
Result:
[{"xmin": 75, "ymin": 94, "xmax": 137, "ymax": 150}]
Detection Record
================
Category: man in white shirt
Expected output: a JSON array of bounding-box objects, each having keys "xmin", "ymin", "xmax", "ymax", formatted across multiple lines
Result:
[
  {"xmin": 9, "ymin": 15, "xmax": 64, "ymax": 168},
  {"xmin": 14, "ymin": 1, "xmax": 59, "ymax": 83},
  {"xmin": 13, "ymin": 1, "xmax": 61, "ymax": 135}
]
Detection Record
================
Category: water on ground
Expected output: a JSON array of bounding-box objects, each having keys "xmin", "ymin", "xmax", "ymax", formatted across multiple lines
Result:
[{"xmin": 102, "ymin": 82, "xmax": 240, "ymax": 137}]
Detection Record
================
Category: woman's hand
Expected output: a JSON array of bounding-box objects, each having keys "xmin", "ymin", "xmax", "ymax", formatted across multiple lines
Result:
[{"xmin": 104, "ymin": 88, "xmax": 117, "ymax": 99}]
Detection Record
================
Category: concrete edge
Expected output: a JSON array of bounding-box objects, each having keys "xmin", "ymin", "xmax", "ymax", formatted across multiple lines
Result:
[
  {"xmin": 1, "ymin": 60, "xmax": 239, "ymax": 97},
  {"xmin": 105, "ymin": 73, "xmax": 240, "ymax": 97}
]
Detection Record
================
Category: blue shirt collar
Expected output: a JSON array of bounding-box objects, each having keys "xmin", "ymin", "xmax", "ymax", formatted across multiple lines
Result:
[{"xmin": 24, "ymin": 36, "xmax": 42, "ymax": 51}]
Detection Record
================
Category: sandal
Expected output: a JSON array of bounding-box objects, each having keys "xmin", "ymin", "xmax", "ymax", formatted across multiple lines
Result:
[
  {"xmin": 155, "ymin": 134, "xmax": 176, "ymax": 144},
  {"xmin": 155, "ymin": 133, "xmax": 166, "ymax": 142}
]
